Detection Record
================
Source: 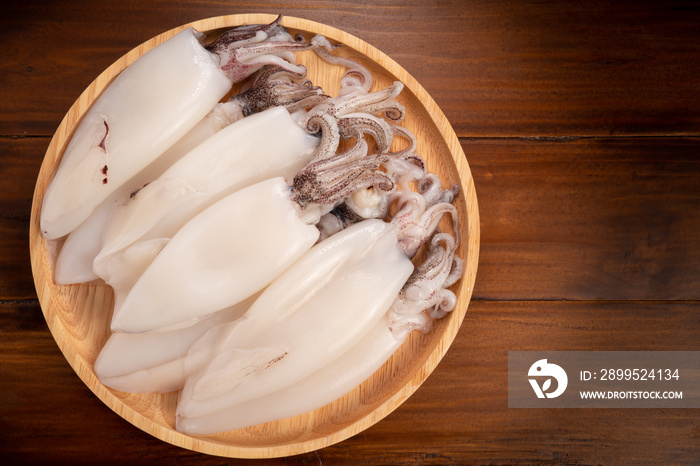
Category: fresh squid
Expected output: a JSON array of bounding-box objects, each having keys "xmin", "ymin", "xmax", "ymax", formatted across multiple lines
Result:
[
  {"xmin": 178, "ymin": 234, "xmax": 461, "ymax": 434},
  {"xmin": 94, "ymin": 128, "xmax": 455, "ymax": 397},
  {"xmin": 91, "ymin": 75, "xmax": 408, "ymax": 327},
  {"xmin": 91, "ymin": 106, "xmax": 320, "ymax": 298},
  {"xmin": 109, "ymin": 126, "xmax": 396, "ymax": 333},
  {"xmin": 317, "ymin": 124, "xmax": 428, "ymax": 240},
  {"xmin": 88, "ymin": 78, "xmax": 403, "ymax": 293},
  {"xmin": 54, "ymin": 65, "xmax": 327, "ymax": 285},
  {"xmin": 41, "ymin": 17, "xmax": 313, "ymax": 240},
  {"xmin": 175, "ymin": 191, "xmax": 461, "ymax": 433},
  {"xmin": 93, "ymin": 293, "xmax": 259, "ymax": 394},
  {"xmin": 49, "ymin": 22, "xmax": 467, "ymax": 437},
  {"xmin": 309, "ymin": 34, "xmax": 374, "ymax": 96}
]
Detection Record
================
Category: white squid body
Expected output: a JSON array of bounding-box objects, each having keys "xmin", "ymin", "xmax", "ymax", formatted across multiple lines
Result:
[
  {"xmin": 177, "ymin": 316, "xmax": 405, "ymax": 434},
  {"xmin": 41, "ymin": 28, "xmax": 233, "ymax": 240},
  {"xmin": 90, "ymin": 107, "xmax": 318, "ymax": 299},
  {"xmin": 175, "ymin": 219, "xmax": 414, "ymax": 431},
  {"xmin": 54, "ymin": 99, "xmax": 250, "ymax": 285},
  {"xmin": 95, "ymin": 107, "xmax": 317, "ymax": 263},
  {"xmin": 110, "ymin": 177, "xmax": 320, "ymax": 334},
  {"xmin": 93, "ymin": 292, "xmax": 259, "ymax": 393}
]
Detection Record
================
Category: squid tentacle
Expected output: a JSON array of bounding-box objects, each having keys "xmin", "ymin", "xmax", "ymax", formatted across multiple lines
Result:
[
  {"xmin": 390, "ymin": 125, "xmax": 418, "ymax": 154},
  {"xmin": 405, "ymin": 233, "xmax": 459, "ymax": 298},
  {"xmin": 382, "ymin": 125, "xmax": 426, "ymax": 189},
  {"xmin": 308, "ymin": 138, "xmax": 369, "ymax": 171},
  {"xmin": 300, "ymin": 82, "xmax": 403, "ymax": 126},
  {"xmin": 205, "ymin": 15, "xmax": 286, "ymax": 49},
  {"xmin": 291, "ymin": 151, "xmax": 394, "ymax": 209},
  {"xmin": 363, "ymin": 100, "xmax": 406, "ymax": 123},
  {"xmin": 310, "ymin": 34, "xmax": 373, "ymax": 95},
  {"xmin": 232, "ymin": 65, "xmax": 329, "ymax": 118},
  {"xmin": 384, "ymin": 152, "xmax": 426, "ymax": 190},
  {"xmin": 337, "ymin": 113, "xmax": 393, "ymax": 153},
  {"xmin": 343, "ymin": 83, "xmax": 405, "ymax": 122},
  {"xmin": 213, "ymin": 37, "xmax": 315, "ymax": 83},
  {"xmin": 228, "ymin": 41, "xmax": 311, "ymax": 82},
  {"xmin": 297, "ymin": 82, "xmax": 404, "ymax": 155},
  {"xmin": 323, "ymin": 124, "xmax": 429, "ymax": 227},
  {"xmin": 392, "ymin": 196, "xmax": 460, "ymax": 259},
  {"xmin": 322, "ymin": 168, "xmax": 394, "ymax": 207},
  {"xmin": 442, "ymin": 255, "xmax": 465, "ymax": 289},
  {"xmin": 337, "ymin": 82, "xmax": 404, "ymax": 115},
  {"xmin": 328, "ymin": 82, "xmax": 404, "ymax": 122},
  {"xmin": 243, "ymin": 64, "xmax": 307, "ymax": 90},
  {"xmin": 418, "ymin": 173, "xmax": 460, "ymax": 208},
  {"xmin": 298, "ymin": 137, "xmax": 369, "ymax": 188},
  {"xmin": 387, "ymin": 232, "xmax": 462, "ymax": 338},
  {"xmin": 304, "ymin": 113, "xmax": 341, "ymax": 163}
]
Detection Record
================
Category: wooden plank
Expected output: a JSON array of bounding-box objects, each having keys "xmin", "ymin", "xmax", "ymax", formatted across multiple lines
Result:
[
  {"xmin": 468, "ymin": 137, "xmax": 700, "ymax": 300},
  {"xmin": 2, "ymin": 1, "xmax": 699, "ymax": 137},
  {"xmin": 358, "ymin": 300, "xmax": 699, "ymax": 465},
  {"xmin": 0, "ymin": 137, "xmax": 45, "ymax": 299},
  {"xmin": 2, "ymin": 300, "xmax": 696, "ymax": 463},
  {"xmin": 0, "ymin": 300, "xmax": 317, "ymax": 464}
]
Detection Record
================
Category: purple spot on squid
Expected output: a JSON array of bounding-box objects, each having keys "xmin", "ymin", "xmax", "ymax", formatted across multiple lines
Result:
[
  {"xmin": 263, "ymin": 352, "xmax": 288, "ymax": 370},
  {"xmin": 130, "ymin": 182, "xmax": 150, "ymax": 199},
  {"xmin": 98, "ymin": 120, "xmax": 109, "ymax": 152}
]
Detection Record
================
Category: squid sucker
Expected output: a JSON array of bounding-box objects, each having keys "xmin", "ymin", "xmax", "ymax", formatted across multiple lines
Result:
[{"xmin": 46, "ymin": 19, "xmax": 466, "ymax": 437}]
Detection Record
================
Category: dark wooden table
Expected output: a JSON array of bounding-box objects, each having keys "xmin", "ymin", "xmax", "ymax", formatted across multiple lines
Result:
[{"xmin": 2, "ymin": 1, "xmax": 699, "ymax": 464}]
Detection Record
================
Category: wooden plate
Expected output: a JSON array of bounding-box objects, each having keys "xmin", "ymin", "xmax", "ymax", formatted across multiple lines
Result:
[{"xmin": 29, "ymin": 14, "xmax": 479, "ymax": 458}]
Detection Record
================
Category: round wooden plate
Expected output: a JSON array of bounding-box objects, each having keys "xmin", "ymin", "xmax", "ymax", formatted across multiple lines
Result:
[{"xmin": 29, "ymin": 14, "xmax": 480, "ymax": 458}]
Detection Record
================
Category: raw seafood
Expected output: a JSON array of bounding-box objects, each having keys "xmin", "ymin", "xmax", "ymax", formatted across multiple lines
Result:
[{"xmin": 41, "ymin": 18, "xmax": 312, "ymax": 239}]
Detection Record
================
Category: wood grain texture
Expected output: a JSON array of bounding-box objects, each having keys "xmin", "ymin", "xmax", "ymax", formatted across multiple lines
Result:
[
  {"xmin": 2, "ymin": 1, "xmax": 700, "ymax": 137},
  {"xmin": 2, "ymin": 300, "xmax": 697, "ymax": 464},
  {"xmin": 2, "ymin": 0, "xmax": 699, "ymax": 464},
  {"xmin": 468, "ymin": 137, "xmax": 700, "ymax": 300},
  {"xmin": 0, "ymin": 138, "xmax": 43, "ymax": 299}
]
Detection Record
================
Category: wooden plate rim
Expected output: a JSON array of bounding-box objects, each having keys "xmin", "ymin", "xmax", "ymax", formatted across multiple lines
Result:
[{"xmin": 29, "ymin": 13, "xmax": 480, "ymax": 458}]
